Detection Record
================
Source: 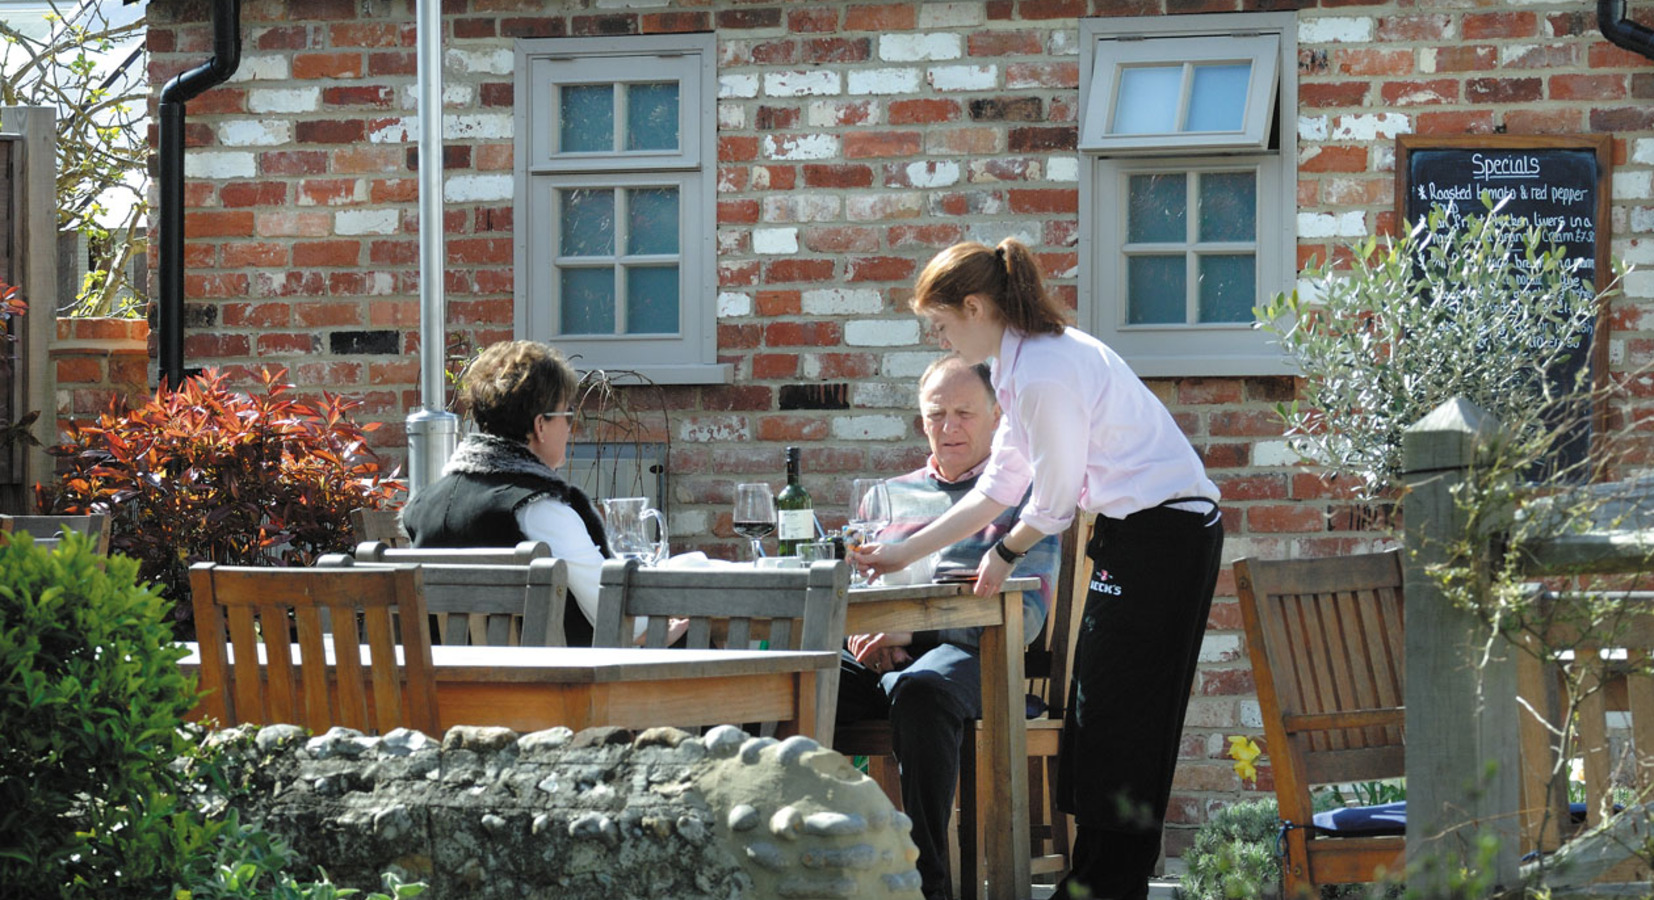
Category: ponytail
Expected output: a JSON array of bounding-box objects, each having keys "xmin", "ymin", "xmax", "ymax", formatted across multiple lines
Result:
[{"xmin": 911, "ymin": 238, "xmax": 1068, "ymax": 336}]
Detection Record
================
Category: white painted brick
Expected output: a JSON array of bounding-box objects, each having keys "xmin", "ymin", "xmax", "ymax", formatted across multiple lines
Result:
[
  {"xmin": 919, "ymin": 2, "xmax": 985, "ymax": 28},
  {"xmin": 850, "ymin": 381, "xmax": 915, "ymax": 409},
  {"xmin": 846, "ymin": 194, "xmax": 925, "ymax": 221},
  {"xmin": 880, "ymin": 33, "xmax": 962, "ymax": 62},
  {"xmin": 716, "ymin": 229, "xmax": 745, "ymax": 255},
  {"xmin": 1417, "ymin": 47, "xmax": 1441, "ymax": 74},
  {"xmin": 364, "ymin": 272, "xmax": 396, "ymax": 296},
  {"xmin": 719, "ymin": 74, "xmax": 760, "ymax": 99},
  {"xmin": 446, "ymin": 48, "xmax": 514, "ymax": 75},
  {"xmin": 1618, "ymin": 238, "xmax": 1654, "ymax": 265},
  {"xmin": 1296, "ymin": 210, "xmax": 1367, "ymax": 239},
  {"xmin": 752, "ymin": 227, "xmax": 799, "ymax": 255},
  {"xmin": 1298, "ymin": 116, "xmax": 1329, "ymax": 142},
  {"xmin": 1198, "ymin": 634, "xmax": 1243, "ymax": 664},
  {"xmin": 764, "ymin": 70, "xmax": 841, "ymax": 98},
  {"xmin": 1633, "ymin": 139, "xmax": 1654, "ymax": 166},
  {"xmin": 668, "ymin": 510, "xmax": 711, "ymax": 544},
  {"xmin": 444, "ymin": 84, "xmax": 474, "ymax": 106},
  {"xmin": 928, "ymin": 65, "xmax": 997, "ymax": 92},
  {"xmin": 335, "ymin": 209, "xmax": 400, "ymax": 236},
  {"xmin": 1238, "ymin": 700, "xmax": 1263, "ymax": 730},
  {"xmin": 228, "ymin": 54, "xmax": 289, "ymax": 82},
  {"xmin": 806, "ymin": 100, "xmax": 879, "ymax": 128},
  {"xmin": 1629, "ymin": 206, "xmax": 1654, "ymax": 234},
  {"xmin": 1610, "ymin": 338, "xmax": 1626, "ymax": 367},
  {"xmin": 846, "ymin": 319, "xmax": 921, "ymax": 346},
  {"xmin": 964, "ymin": 222, "xmax": 1038, "ymax": 247},
  {"xmin": 905, "ymin": 160, "xmax": 960, "ymax": 188},
  {"xmin": 848, "ymin": 68, "xmax": 923, "ymax": 96},
  {"xmin": 1048, "ymin": 29, "xmax": 1079, "ymax": 56},
  {"xmin": 802, "ymin": 288, "xmax": 883, "ymax": 316},
  {"xmin": 187, "ymin": 151, "xmax": 257, "ymax": 180},
  {"xmin": 446, "ymin": 114, "xmax": 513, "ymax": 141},
  {"xmin": 248, "ymin": 87, "xmax": 320, "ymax": 114},
  {"xmin": 444, "ymin": 174, "xmax": 512, "ymax": 203},
  {"xmin": 717, "ymin": 102, "xmax": 746, "ymax": 130},
  {"xmin": 830, "ymin": 415, "xmax": 909, "ymax": 441},
  {"xmin": 1298, "ymin": 15, "xmax": 1375, "ymax": 43},
  {"xmin": 762, "ymin": 194, "xmax": 841, "ymax": 223},
  {"xmin": 1622, "ymin": 268, "xmax": 1654, "ymax": 299},
  {"xmin": 679, "ymin": 416, "xmax": 751, "ymax": 443},
  {"xmin": 1371, "ymin": 143, "xmax": 1396, "ymax": 173},
  {"xmin": 883, "ymin": 351, "xmax": 942, "ymax": 379},
  {"xmin": 717, "ymin": 292, "xmax": 753, "ymax": 318},
  {"xmin": 1614, "ymin": 171, "xmax": 1654, "ymax": 201},
  {"xmin": 762, "ymin": 133, "xmax": 839, "ymax": 161},
  {"xmin": 1251, "ymin": 439, "xmax": 1303, "ymax": 467},
  {"xmin": 218, "ymin": 120, "xmax": 291, "ymax": 147},
  {"xmin": 1046, "ymin": 157, "xmax": 1079, "ymax": 182},
  {"xmin": 1331, "ymin": 112, "xmax": 1411, "ymax": 141},
  {"xmin": 369, "ymin": 117, "xmax": 417, "ymax": 144}
]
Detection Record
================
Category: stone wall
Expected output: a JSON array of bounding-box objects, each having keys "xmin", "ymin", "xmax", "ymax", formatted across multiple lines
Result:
[{"xmin": 212, "ymin": 722, "xmax": 922, "ymax": 899}]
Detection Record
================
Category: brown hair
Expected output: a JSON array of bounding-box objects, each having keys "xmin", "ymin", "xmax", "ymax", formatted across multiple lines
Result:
[
  {"xmin": 910, "ymin": 238, "xmax": 1068, "ymax": 337},
  {"xmin": 459, "ymin": 340, "xmax": 579, "ymax": 441}
]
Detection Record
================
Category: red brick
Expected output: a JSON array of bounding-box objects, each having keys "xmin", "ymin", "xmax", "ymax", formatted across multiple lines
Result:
[
  {"xmin": 803, "ymin": 37, "xmax": 871, "ymax": 64},
  {"xmin": 763, "ymin": 321, "xmax": 842, "ymax": 346},
  {"xmin": 55, "ymin": 357, "xmax": 102, "ymax": 384},
  {"xmin": 716, "ymin": 7, "xmax": 779, "ymax": 29},
  {"xmin": 887, "ymin": 224, "xmax": 964, "ymax": 248},
  {"xmin": 720, "ymin": 260, "xmax": 761, "ymax": 288},
  {"xmin": 254, "ymin": 25, "xmax": 308, "ymax": 50},
  {"xmin": 367, "ymin": 51, "xmax": 415, "ymax": 77},
  {"xmin": 186, "ymin": 88, "xmax": 246, "ymax": 115},
  {"xmin": 1413, "ymin": 110, "xmax": 1497, "ymax": 134},
  {"xmin": 1432, "ymin": 45, "xmax": 1497, "ymax": 72},
  {"xmin": 718, "ymin": 323, "xmax": 762, "ymax": 350},
  {"xmin": 1380, "ymin": 78, "xmax": 1458, "ymax": 106},
  {"xmin": 844, "ymin": 3, "xmax": 915, "ymax": 32},
  {"xmin": 751, "ymin": 353, "xmax": 799, "ymax": 379},
  {"xmin": 1466, "ymin": 77, "xmax": 1542, "ymax": 104},
  {"xmin": 1178, "ymin": 378, "xmax": 1245, "ymax": 405},
  {"xmin": 448, "ymin": 237, "xmax": 512, "ymax": 265},
  {"xmin": 1589, "ymin": 40, "xmax": 1654, "ymax": 69},
  {"xmin": 1301, "ymin": 81, "xmax": 1371, "ymax": 108},
  {"xmin": 328, "ymin": 22, "xmax": 411, "ymax": 47},
  {"xmin": 803, "ymin": 164, "xmax": 874, "ymax": 189},
  {"xmin": 221, "ymin": 242, "xmax": 290, "ymax": 267},
  {"xmin": 1505, "ymin": 108, "xmax": 1584, "ymax": 134},
  {"xmin": 1550, "ymin": 73, "xmax": 1628, "ymax": 102},
  {"xmin": 1503, "ymin": 43, "xmax": 1578, "ymax": 70},
  {"xmin": 844, "ymin": 131, "xmax": 923, "ymax": 159},
  {"xmin": 1463, "ymin": 11, "xmax": 1537, "ymax": 39},
  {"xmin": 1008, "ymin": 126, "xmax": 1074, "ymax": 152},
  {"xmin": 802, "ymin": 226, "xmax": 879, "ymax": 253},
  {"xmin": 296, "ymin": 118, "xmax": 366, "ymax": 144},
  {"xmin": 185, "ymin": 210, "xmax": 255, "ymax": 237},
  {"xmin": 291, "ymin": 241, "xmax": 360, "ymax": 267},
  {"xmin": 888, "ymin": 99, "xmax": 961, "ymax": 125},
  {"xmin": 295, "ymin": 302, "xmax": 363, "ymax": 328},
  {"xmin": 293, "ymin": 52, "xmax": 363, "ymax": 79},
  {"xmin": 370, "ymin": 178, "xmax": 419, "ymax": 204},
  {"xmin": 1247, "ymin": 504, "xmax": 1330, "ymax": 533},
  {"xmin": 1007, "ymin": 189, "xmax": 1077, "ymax": 215},
  {"xmin": 1590, "ymin": 105, "xmax": 1654, "ymax": 132},
  {"xmin": 184, "ymin": 332, "xmax": 250, "ymax": 357},
  {"xmin": 323, "ymin": 84, "xmax": 394, "ymax": 107},
  {"xmin": 220, "ymin": 182, "xmax": 288, "ymax": 207},
  {"xmin": 1299, "ymin": 145, "xmax": 1367, "ymax": 173},
  {"xmin": 221, "ymin": 301, "xmax": 293, "ymax": 328},
  {"xmin": 182, "ymin": 242, "xmax": 215, "ymax": 268},
  {"xmin": 755, "ymin": 106, "xmax": 801, "ymax": 131},
  {"xmin": 262, "ymin": 150, "xmax": 329, "ymax": 175},
  {"xmin": 762, "ymin": 259, "xmax": 837, "ymax": 284},
  {"xmin": 759, "ymin": 417, "xmax": 831, "ymax": 442},
  {"xmin": 499, "ymin": 17, "xmax": 568, "ymax": 38},
  {"xmin": 846, "ymin": 256, "xmax": 915, "ymax": 282},
  {"xmin": 640, "ymin": 10, "xmax": 709, "ymax": 33},
  {"xmin": 968, "ymin": 29, "xmax": 1042, "ymax": 56},
  {"xmin": 718, "ymin": 199, "xmax": 761, "ymax": 225},
  {"xmin": 1004, "ymin": 62, "xmax": 1078, "ymax": 89},
  {"xmin": 1375, "ymin": 14, "xmax": 1450, "ymax": 41},
  {"xmin": 255, "ymin": 332, "xmax": 319, "ymax": 355},
  {"xmin": 1019, "ymin": 0, "xmax": 1084, "ymax": 19},
  {"xmin": 720, "ymin": 135, "xmax": 760, "ymax": 162},
  {"xmin": 788, "ymin": 8, "xmax": 838, "ymax": 32},
  {"xmin": 755, "ymin": 291, "xmax": 801, "ymax": 317},
  {"xmin": 368, "ymin": 240, "xmax": 417, "ymax": 266},
  {"xmin": 1336, "ymin": 48, "xmax": 1413, "ymax": 77},
  {"xmin": 1201, "ymin": 668, "xmax": 1255, "ymax": 696}
]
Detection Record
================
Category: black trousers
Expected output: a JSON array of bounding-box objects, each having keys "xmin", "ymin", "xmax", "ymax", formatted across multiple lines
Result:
[{"xmin": 1055, "ymin": 503, "xmax": 1224, "ymax": 900}]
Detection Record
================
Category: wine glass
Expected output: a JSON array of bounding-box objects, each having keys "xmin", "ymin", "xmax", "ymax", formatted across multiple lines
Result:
[
  {"xmin": 733, "ymin": 483, "xmax": 777, "ymax": 561},
  {"xmin": 847, "ymin": 478, "xmax": 891, "ymax": 585}
]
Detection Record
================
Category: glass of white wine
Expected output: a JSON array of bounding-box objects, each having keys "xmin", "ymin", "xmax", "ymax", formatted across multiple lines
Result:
[
  {"xmin": 846, "ymin": 478, "xmax": 891, "ymax": 585},
  {"xmin": 733, "ymin": 483, "xmax": 777, "ymax": 561}
]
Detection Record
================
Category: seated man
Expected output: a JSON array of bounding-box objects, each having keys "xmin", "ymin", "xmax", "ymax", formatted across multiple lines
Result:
[{"xmin": 837, "ymin": 354, "xmax": 1060, "ymax": 900}]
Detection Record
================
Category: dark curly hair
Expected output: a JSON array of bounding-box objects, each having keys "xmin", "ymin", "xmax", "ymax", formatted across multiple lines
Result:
[{"xmin": 459, "ymin": 341, "xmax": 579, "ymax": 441}]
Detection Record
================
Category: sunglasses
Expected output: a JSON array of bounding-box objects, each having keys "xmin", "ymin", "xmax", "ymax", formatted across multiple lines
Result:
[{"xmin": 539, "ymin": 410, "xmax": 578, "ymax": 430}]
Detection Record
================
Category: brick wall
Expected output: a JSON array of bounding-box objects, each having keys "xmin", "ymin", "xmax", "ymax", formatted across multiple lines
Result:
[
  {"xmin": 139, "ymin": 0, "xmax": 1654, "ymax": 864},
  {"xmin": 52, "ymin": 316, "xmax": 151, "ymax": 434}
]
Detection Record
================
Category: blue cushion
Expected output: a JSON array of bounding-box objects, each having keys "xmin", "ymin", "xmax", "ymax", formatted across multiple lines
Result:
[{"xmin": 1311, "ymin": 801, "xmax": 1407, "ymax": 836}]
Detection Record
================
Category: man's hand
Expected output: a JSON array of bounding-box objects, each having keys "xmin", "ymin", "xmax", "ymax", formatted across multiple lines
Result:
[{"xmin": 848, "ymin": 631, "xmax": 914, "ymax": 674}]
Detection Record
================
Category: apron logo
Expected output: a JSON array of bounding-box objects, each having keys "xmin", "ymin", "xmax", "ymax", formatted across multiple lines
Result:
[{"xmin": 1089, "ymin": 569, "xmax": 1122, "ymax": 596}]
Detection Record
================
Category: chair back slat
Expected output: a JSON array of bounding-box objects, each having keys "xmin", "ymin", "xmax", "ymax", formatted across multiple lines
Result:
[
  {"xmin": 350, "ymin": 541, "xmax": 550, "ymax": 565},
  {"xmin": 350, "ymin": 508, "xmax": 409, "ymax": 548},
  {"xmin": 189, "ymin": 563, "xmax": 438, "ymax": 736},
  {"xmin": 316, "ymin": 556, "xmax": 569, "ymax": 648}
]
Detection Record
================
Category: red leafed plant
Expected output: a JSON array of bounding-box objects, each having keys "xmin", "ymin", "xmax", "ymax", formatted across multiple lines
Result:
[{"xmin": 38, "ymin": 367, "xmax": 404, "ymax": 627}]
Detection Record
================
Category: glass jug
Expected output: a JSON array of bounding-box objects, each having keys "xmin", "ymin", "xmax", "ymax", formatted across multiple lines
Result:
[{"xmin": 601, "ymin": 497, "xmax": 669, "ymax": 565}]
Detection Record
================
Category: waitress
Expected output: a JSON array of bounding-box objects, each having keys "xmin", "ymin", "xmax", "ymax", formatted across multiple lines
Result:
[{"xmin": 854, "ymin": 238, "xmax": 1223, "ymax": 900}]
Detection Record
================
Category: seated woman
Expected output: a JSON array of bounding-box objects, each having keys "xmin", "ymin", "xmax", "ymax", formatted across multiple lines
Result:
[{"xmin": 401, "ymin": 340, "xmax": 606, "ymax": 646}]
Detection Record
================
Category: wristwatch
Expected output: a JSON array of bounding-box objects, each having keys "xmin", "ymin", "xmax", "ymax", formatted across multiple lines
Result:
[{"xmin": 992, "ymin": 539, "xmax": 1025, "ymax": 564}]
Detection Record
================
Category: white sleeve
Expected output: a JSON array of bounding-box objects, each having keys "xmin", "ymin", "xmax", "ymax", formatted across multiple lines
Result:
[{"xmin": 515, "ymin": 498, "xmax": 606, "ymax": 632}]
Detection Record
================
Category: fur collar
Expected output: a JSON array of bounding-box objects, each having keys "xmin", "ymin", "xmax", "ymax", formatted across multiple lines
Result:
[{"xmin": 443, "ymin": 432, "xmax": 566, "ymax": 484}]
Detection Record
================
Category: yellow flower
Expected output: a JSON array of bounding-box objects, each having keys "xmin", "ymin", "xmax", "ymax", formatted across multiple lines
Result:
[{"xmin": 1228, "ymin": 735, "xmax": 1262, "ymax": 784}]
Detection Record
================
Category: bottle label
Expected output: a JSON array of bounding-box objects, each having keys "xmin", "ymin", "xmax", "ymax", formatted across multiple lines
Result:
[{"xmin": 777, "ymin": 509, "xmax": 815, "ymax": 542}]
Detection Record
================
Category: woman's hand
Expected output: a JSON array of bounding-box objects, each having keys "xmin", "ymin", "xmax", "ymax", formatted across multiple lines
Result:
[
  {"xmin": 850, "ymin": 541, "xmax": 914, "ymax": 582},
  {"xmin": 973, "ymin": 548, "xmax": 1014, "ymax": 597}
]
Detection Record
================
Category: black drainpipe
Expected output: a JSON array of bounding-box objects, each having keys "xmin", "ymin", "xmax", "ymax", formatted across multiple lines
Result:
[
  {"xmin": 1599, "ymin": 0, "xmax": 1654, "ymax": 60},
  {"xmin": 157, "ymin": 0, "xmax": 241, "ymax": 390}
]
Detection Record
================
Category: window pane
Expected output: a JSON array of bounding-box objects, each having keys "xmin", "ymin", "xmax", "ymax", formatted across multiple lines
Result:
[
  {"xmin": 1112, "ymin": 66, "xmax": 1181, "ymax": 135},
  {"xmin": 560, "ymin": 189, "xmax": 615, "ymax": 257},
  {"xmin": 628, "ymin": 187, "xmax": 680, "ymax": 255},
  {"xmin": 561, "ymin": 268, "xmax": 616, "ymax": 334},
  {"xmin": 1128, "ymin": 174, "xmax": 1186, "ymax": 244},
  {"xmin": 1127, "ymin": 256, "xmax": 1185, "ymax": 324},
  {"xmin": 1186, "ymin": 64, "xmax": 1250, "ymax": 132},
  {"xmin": 560, "ymin": 84, "xmax": 614, "ymax": 153},
  {"xmin": 627, "ymin": 265, "xmax": 680, "ymax": 334},
  {"xmin": 1198, "ymin": 172, "xmax": 1256, "ymax": 242},
  {"xmin": 627, "ymin": 82, "xmax": 680, "ymax": 152},
  {"xmin": 1198, "ymin": 254, "xmax": 1255, "ymax": 323}
]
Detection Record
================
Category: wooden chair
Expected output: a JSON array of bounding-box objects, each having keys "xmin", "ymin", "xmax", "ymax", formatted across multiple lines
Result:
[
  {"xmin": 0, "ymin": 513, "xmax": 112, "ymax": 555},
  {"xmin": 349, "ymin": 507, "xmax": 409, "ymax": 548},
  {"xmin": 316, "ymin": 554, "xmax": 570, "ymax": 647},
  {"xmin": 348, "ymin": 539, "xmax": 549, "ymax": 565},
  {"xmin": 189, "ymin": 562, "xmax": 440, "ymax": 736},
  {"xmin": 1234, "ymin": 550, "xmax": 1407, "ymax": 897},
  {"xmin": 592, "ymin": 557, "xmax": 850, "ymax": 742},
  {"xmin": 833, "ymin": 516, "xmax": 1090, "ymax": 899}
]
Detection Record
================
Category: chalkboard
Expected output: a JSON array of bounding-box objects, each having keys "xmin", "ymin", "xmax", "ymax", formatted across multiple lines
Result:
[{"xmin": 1396, "ymin": 134, "xmax": 1612, "ymax": 478}]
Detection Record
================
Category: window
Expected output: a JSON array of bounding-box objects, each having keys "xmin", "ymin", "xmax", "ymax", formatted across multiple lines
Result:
[
  {"xmin": 515, "ymin": 34, "xmax": 728, "ymax": 384},
  {"xmin": 1079, "ymin": 14, "xmax": 1296, "ymax": 377}
]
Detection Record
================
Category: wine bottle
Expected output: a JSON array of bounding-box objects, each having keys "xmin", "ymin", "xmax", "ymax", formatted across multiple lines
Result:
[{"xmin": 776, "ymin": 446, "xmax": 814, "ymax": 556}]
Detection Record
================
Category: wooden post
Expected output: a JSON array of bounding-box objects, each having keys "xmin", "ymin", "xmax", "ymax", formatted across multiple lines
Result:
[
  {"xmin": 0, "ymin": 106, "xmax": 58, "ymax": 513},
  {"xmin": 1401, "ymin": 397, "xmax": 1522, "ymax": 891}
]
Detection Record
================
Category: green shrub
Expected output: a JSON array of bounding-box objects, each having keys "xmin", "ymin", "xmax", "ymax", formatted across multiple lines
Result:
[
  {"xmin": 0, "ymin": 531, "xmax": 197, "ymax": 894},
  {"xmin": 1177, "ymin": 799, "xmax": 1284, "ymax": 900},
  {"xmin": 39, "ymin": 367, "xmax": 403, "ymax": 629}
]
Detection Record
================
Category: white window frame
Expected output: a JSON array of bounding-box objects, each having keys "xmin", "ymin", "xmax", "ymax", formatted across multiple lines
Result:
[
  {"xmin": 1079, "ymin": 13, "xmax": 1296, "ymax": 377},
  {"xmin": 1081, "ymin": 33, "xmax": 1280, "ymax": 155},
  {"xmin": 514, "ymin": 33, "xmax": 729, "ymax": 385}
]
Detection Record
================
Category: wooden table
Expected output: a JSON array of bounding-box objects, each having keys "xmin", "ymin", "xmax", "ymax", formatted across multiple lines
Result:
[
  {"xmin": 846, "ymin": 576, "xmax": 1037, "ymax": 900},
  {"xmin": 180, "ymin": 643, "xmax": 838, "ymax": 739}
]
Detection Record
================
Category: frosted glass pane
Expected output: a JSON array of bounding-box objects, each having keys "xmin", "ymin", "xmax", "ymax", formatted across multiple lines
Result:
[
  {"xmin": 1198, "ymin": 254, "xmax": 1255, "ymax": 323},
  {"xmin": 626, "ymin": 266, "xmax": 680, "ymax": 334},
  {"xmin": 627, "ymin": 188, "xmax": 679, "ymax": 255},
  {"xmin": 1128, "ymin": 174, "xmax": 1186, "ymax": 244},
  {"xmin": 626, "ymin": 82, "xmax": 680, "ymax": 152},
  {"xmin": 1186, "ymin": 64, "xmax": 1250, "ymax": 132},
  {"xmin": 560, "ymin": 84, "xmax": 613, "ymax": 153},
  {"xmin": 560, "ymin": 189, "xmax": 614, "ymax": 257},
  {"xmin": 1112, "ymin": 66, "xmax": 1181, "ymax": 135},
  {"xmin": 1127, "ymin": 256, "xmax": 1185, "ymax": 324},
  {"xmin": 560, "ymin": 268, "xmax": 615, "ymax": 335},
  {"xmin": 1198, "ymin": 172, "xmax": 1256, "ymax": 242}
]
